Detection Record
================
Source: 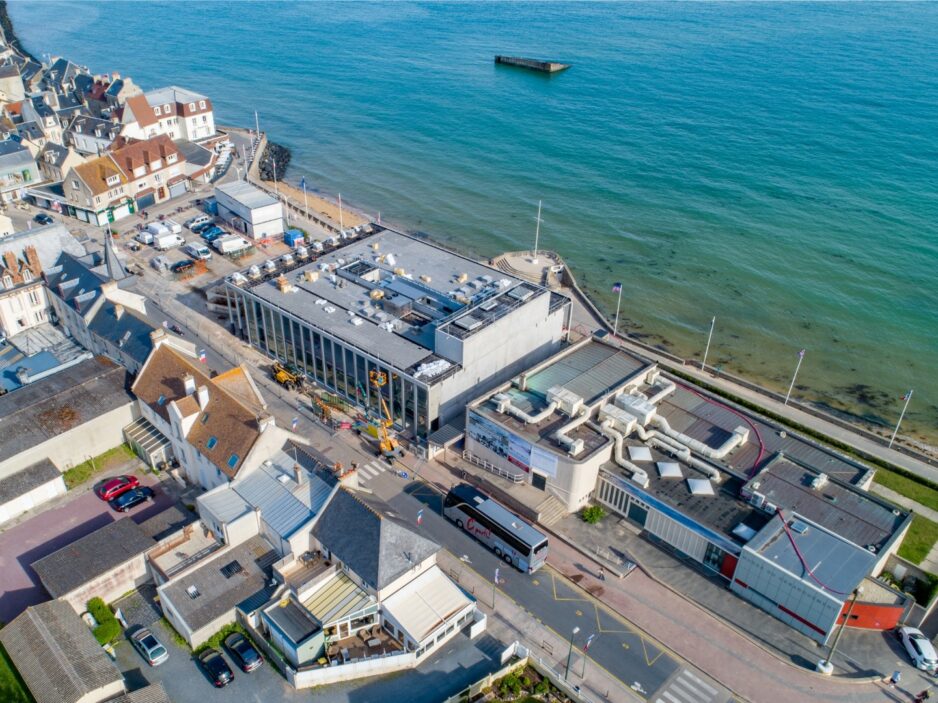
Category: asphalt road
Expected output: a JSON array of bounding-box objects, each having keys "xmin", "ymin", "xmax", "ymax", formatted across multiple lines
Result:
[{"xmin": 355, "ymin": 466, "xmax": 682, "ymax": 700}]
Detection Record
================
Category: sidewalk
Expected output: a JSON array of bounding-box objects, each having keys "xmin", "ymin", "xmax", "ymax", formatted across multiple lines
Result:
[{"xmin": 415, "ymin": 456, "xmax": 931, "ymax": 703}]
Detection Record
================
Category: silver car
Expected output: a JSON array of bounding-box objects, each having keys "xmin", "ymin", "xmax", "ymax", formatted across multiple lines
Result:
[
  {"xmin": 899, "ymin": 626, "xmax": 937, "ymax": 671},
  {"xmin": 131, "ymin": 627, "xmax": 169, "ymax": 666}
]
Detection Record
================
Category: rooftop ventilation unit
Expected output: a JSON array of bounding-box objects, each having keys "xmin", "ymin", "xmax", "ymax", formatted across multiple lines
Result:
[
  {"xmin": 749, "ymin": 491, "xmax": 766, "ymax": 509},
  {"xmin": 507, "ymin": 286, "xmax": 534, "ymax": 302},
  {"xmin": 480, "ymin": 299, "xmax": 498, "ymax": 312},
  {"xmin": 790, "ymin": 520, "xmax": 810, "ymax": 535},
  {"xmin": 614, "ymin": 393, "xmax": 657, "ymax": 426},
  {"xmin": 264, "ymin": 260, "xmax": 277, "ymax": 273},
  {"xmin": 598, "ymin": 404, "xmax": 636, "ymax": 435},
  {"xmin": 546, "ymin": 386, "xmax": 584, "ymax": 416},
  {"xmin": 492, "ymin": 393, "xmax": 512, "ymax": 414},
  {"xmin": 810, "ymin": 473, "xmax": 829, "ymax": 491},
  {"xmin": 631, "ymin": 469, "xmax": 650, "ymax": 489},
  {"xmin": 687, "ymin": 478, "xmax": 715, "ymax": 497},
  {"xmin": 454, "ymin": 315, "xmax": 482, "ymax": 331}
]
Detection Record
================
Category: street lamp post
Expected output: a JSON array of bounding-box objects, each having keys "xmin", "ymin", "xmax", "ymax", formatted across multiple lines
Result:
[
  {"xmin": 701, "ymin": 316, "xmax": 715, "ymax": 372},
  {"xmin": 817, "ymin": 586, "xmax": 862, "ymax": 675},
  {"xmin": 564, "ymin": 626, "xmax": 580, "ymax": 680}
]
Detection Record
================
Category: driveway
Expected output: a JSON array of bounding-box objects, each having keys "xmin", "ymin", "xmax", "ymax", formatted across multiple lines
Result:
[
  {"xmin": 0, "ymin": 471, "xmax": 175, "ymax": 623},
  {"xmin": 113, "ymin": 589, "xmax": 505, "ymax": 703}
]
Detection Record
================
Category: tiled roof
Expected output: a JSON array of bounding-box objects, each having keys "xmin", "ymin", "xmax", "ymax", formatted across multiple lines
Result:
[
  {"xmin": 212, "ymin": 365, "xmax": 265, "ymax": 414},
  {"xmin": 313, "ymin": 489, "xmax": 440, "ymax": 591},
  {"xmin": 73, "ymin": 155, "xmax": 127, "ymax": 196},
  {"xmin": 123, "ymin": 94, "xmax": 158, "ymax": 127},
  {"xmin": 132, "ymin": 344, "xmax": 263, "ymax": 478},
  {"xmin": 31, "ymin": 518, "xmax": 155, "ymax": 598},
  {"xmin": 0, "ymin": 599, "xmax": 122, "ymax": 703},
  {"xmin": 109, "ymin": 133, "xmax": 183, "ymax": 176}
]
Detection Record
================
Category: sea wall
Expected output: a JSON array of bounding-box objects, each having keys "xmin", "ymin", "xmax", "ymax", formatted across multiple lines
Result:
[
  {"xmin": 258, "ymin": 141, "xmax": 291, "ymax": 182},
  {"xmin": 0, "ymin": 0, "xmax": 38, "ymax": 62}
]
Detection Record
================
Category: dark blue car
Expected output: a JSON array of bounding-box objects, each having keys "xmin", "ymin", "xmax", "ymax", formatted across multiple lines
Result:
[
  {"xmin": 109, "ymin": 486, "xmax": 155, "ymax": 512},
  {"xmin": 201, "ymin": 227, "xmax": 225, "ymax": 241}
]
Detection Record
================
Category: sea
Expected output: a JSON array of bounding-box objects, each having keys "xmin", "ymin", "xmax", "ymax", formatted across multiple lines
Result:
[{"xmin": 9, "ymin": 1, "xmax": 937, "ymax": 444}]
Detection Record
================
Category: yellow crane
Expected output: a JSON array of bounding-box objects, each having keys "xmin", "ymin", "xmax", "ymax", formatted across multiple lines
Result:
[{"xmin": 354, "ymin": 370, "xmax": 404, "ymax": 462}]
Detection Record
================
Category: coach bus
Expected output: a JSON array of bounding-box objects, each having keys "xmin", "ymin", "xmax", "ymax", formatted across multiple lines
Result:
[{"xmin": 443, "ymin": 483, "xmax": 548, "ymax": 573}]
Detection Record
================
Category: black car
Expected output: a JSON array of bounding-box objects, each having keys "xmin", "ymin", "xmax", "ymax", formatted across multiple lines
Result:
[
  {"xmin": 198, "ymin": 648, "xmax": 234, "ymax": 688},
  {"xmin": 109, "ymin": 486, "xmax": 155, "ymax": 512},
  {"xmin": 224, "ymin": 632, "xmax": 263, "ymax": 672},
  {"xmin": 171, "ymin": 259, "xmax": 195, "ymax": 274},
  {"xmin": 34, "ymin": 213, "xmax": 54, "ymax": 225}
]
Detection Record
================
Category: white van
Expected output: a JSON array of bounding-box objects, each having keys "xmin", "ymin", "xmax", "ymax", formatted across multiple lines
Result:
[
  {"xmin": 135, "ymin": 230, "xmax": 154, "ymax": 245},
  {"xmin": 163, "ymin": 219, "xmax": 183, "ymax": 235},
  {"xmin": 187, "ymin": 215, "xmax": 212, "ymax": 232},
  {"xmin": 183, "ymin": 242, "xmax": 212, "ymax": 261},
  {"xmin": 147, "ymin": 222, "xmax": 170, "ymax": 237},
  {"xmin": 154, "ymin": 233, "xmax": 185, "ymax": 251}
]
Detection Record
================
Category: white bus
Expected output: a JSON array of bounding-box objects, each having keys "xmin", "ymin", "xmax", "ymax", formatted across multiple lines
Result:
[{"xmin": 443, "ymin": 483, "xmax": 548, "ymax": 573}]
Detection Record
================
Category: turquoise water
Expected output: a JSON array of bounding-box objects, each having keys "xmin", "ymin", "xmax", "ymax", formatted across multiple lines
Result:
[{"xmin": 9, "ymin": 1, "xmax": 938, "ymax": 441}]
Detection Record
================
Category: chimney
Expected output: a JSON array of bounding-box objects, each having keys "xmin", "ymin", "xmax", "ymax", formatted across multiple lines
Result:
[
  {"xmin": 293, "ymin": 463, "xmax": 307, "ymax": 486},
  {"xmin": 182, "ymin": 373, "xmax": 196, "ymax": 395},
  {"xmin": 15, "ymin": 367, "xmax": 30, "ymax": 385},
  {"xmin": 257, "ymin": 414, "xmax": 275, "ymax": 433},
  {"xmin": 150, "ymin": 328, "xmax": 168, "ymax": 347},
  {"xmin": 196, "ymin": 385, "xmax": 209, "ymax": 410},
  {"xmin": 100, "ymin": 279, "xmax": 118, "ymax": 294},
  {"xmin": 114, "ymin": 304, "xmax": 124, "ymax": 320}
]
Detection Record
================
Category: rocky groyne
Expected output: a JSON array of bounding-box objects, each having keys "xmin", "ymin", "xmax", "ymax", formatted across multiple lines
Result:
[
  {"xmin": 0, "ymin": 1, "xmax": 38, "ymax": 62},
  {"xmin": 257, "ymin": 141, "xmax": 291, "ymax": 183}
]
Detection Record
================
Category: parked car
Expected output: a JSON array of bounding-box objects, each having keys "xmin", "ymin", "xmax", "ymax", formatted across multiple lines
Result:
[
  {"xmin": 224, "ymin": 632, "xmax": 263, "ymax": 673},
  {"xmin": 34, "ymin": 213, "xmax": 54, "ymax": 225},
  {"xmin": 171, "ymin": 259, "xmax": 196, "ymax": 274},
  {"xmin": 183, "ymin": 242, "xmax": 213, "ymax": 260},
  {"xmin": 130, "ymin": 628, "xmax": 169, "ymax": 666},
  {"xmin": 192, "ymin": 221, "xmax": 215, "ymax": 234},
  {"xmin": 198, "ymin": 648, "xmax": 234, "ymax": 687},
  {"xmin": 200, "ymin": 226, "xmax": 225, "ymax": 240},
  {"xmin": 899, "ymin": 627, "xmax": 938, "ymax": 671},
  {"xmin": 187, "ymin": 215, "xmax": 213, "ymax": 231},
  {"xmin": 94, "ymin": 475, "xmax": 140, "ymax": 501},
  {"xmin": 109, "ymin": 486, "xmax": 155, "ymax": 512}
]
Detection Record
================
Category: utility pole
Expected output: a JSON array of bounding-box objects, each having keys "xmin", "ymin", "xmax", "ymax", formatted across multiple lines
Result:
[
  {"xmin": 564, "ymin": 626, "xmax": 580, "ymax": 680},
  {"xmin": 532, "ymin": 199, "xmax": 543, "ymax": 263},
  {"xmin": 817, "ymin": 586, "xmax": 862, "ymax": 675},
  {"xmin": 701, "ymin": 316, "xmax": 715, "ymax": 372},
  {"xmin": 272, "ymin": 158, "xmax": 278, "ymax": 195},
  {"xmin": 612, "ymin": 283, "xmax": 623, "ymax": 337},
  {"xmin": 889, "ymin": 390, "xmax": 914, "ymax": 449},
  {"xmin": 785, "ymin": 348, "xmax": 806, "ymax": 405}
]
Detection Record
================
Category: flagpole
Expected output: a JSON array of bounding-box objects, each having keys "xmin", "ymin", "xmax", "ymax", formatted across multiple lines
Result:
[
  {"xmin": 784, "ymin": 349, "xmax": 806, "ymax": 405},
  {"xmin": 302, "ymin": 180, "xmax": 309, "ymax": 220},
  {"xmin": 889, "ymin": 390, "xmax": 913, "ymax": 449},
  {"xmin": 272, "ymin": 158, "xmax": 278, "ymax": 195},
  {"xmin": 338, "ymin": 194, "xmax": 344, "ymax": 235},
  {"xmin": 613, "ymin": 285, "xmax": 623, "ymax": 337},
  {"xmin": 701, "ymin": 316, "xmax": 715, "ymax": 372},
  {"xmin": 532, "ymin": 199, "xmax": 542, "ymax": 263}
]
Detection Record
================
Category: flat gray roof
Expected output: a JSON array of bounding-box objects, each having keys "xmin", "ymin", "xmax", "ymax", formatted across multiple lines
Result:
[
  {"xmin": 236, "ymin": 228, "xmax": 529, "ymax": 375},
  {"xmin": 0, "ymin": 458, "xmax": 61, "ymax": 505},
  {"xmin": 747, "ymin": 513, "xmax": 876, "ymax": 596},
  {"xmin": 216, "ymin": 180, "xmax": 278, "ymax": 209}
]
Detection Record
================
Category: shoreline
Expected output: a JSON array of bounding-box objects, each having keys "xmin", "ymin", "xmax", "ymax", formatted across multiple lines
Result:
[{"xmin": 6, "ymin": 9, "xmax": 933, "ymax": 455}]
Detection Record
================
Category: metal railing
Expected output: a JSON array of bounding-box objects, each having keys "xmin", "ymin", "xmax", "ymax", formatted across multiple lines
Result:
[{"xmin": 462, "ymin": 450, "xmax": 525, "ymax": 484}]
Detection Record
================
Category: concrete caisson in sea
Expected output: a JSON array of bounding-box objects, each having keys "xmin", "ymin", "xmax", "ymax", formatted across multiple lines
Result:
[{"xmin": 495, "ymin": 55, "xmax": 570, "ymax": 73}]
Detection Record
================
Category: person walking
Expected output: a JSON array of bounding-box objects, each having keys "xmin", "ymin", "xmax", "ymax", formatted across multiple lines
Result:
[
  {"xmin": 914, "ymin": 690, "xmax": 930, "ymax": 703},
  {"xmin": 888, "ymin": 670, "xmax": 901, "ymax": 688},
  {"xmin": 598, "ymin": 566, "xmax": 606, "ymax": 581}
]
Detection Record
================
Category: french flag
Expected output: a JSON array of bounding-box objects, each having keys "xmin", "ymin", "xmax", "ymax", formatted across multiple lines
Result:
[{"xmin": 198, "ymin": 349, "xmax": 206, "ymax": 363}]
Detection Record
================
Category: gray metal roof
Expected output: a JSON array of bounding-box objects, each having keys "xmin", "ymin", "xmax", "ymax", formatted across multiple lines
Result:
[
  {"xmin": 158, "ymin": 534, "xmax": 278, "ymax": 632},
  {"xmin": 313, "ymin": 489, "xmax": 440, "ymax": 591},
  {"xmin": 0, "ymin": 222, "xmax": 86, "ymax": 270},
  {"xmin": 747, "ymin": 513, "xmax": 876, "ymax": 596},
  {"xmin": 0, "ymin": 458, "xmax": 61, "ymax": 505},
  {"xmin": 216, "ymin": 180, "xmax": 278, "ymax": 209},
  {"xmin": 526, "ymin": 341, "xmax": 649, "ymax": 403},
  {"xmin": 0, "ymin": 599, "xmax": 122, "ymax": 703},
  {"xmin": 264, "ymin": 597, "xmax": 320, "ymax": 643},
  {"xmin": 199, "ymin": 486, "xmax": 252, "ymax": 524},
  {"xmin": 0, "ymin": 356, "xmax": 133, "ymax": 464},
  {"xmin": 32, "ymin": 518, "xmax": 155, "ymax": 598},
  {"xmin": 138, "ymin": 503, "xmax": 199, "ymax": 541}
]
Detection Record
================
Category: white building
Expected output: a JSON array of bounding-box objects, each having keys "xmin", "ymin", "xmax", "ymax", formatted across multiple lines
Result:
[
  {"xmin": 215, "ymin": 180, "xmax": 284, "ymax": 240},
  {"xmin": 121, "ymin": 86, "xmax": 215, "ymax": 142}
]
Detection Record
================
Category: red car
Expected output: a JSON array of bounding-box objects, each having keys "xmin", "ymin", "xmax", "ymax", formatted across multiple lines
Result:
[{"xmin": 95, "ymin": 475, "xmax": 140, "ymax": 501}]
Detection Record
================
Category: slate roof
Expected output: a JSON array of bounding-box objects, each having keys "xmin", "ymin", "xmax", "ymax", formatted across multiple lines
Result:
[
  {"xmin": 39, "ymin": 140, "xmax": 72, "ymax": 167},
  {"xmin": 16, "ymin": 120, "xmax": 43, "ymax": 141},
  {"xmin": 45, "ymin": 250, "xmax": 108, "ymax": 314},
  {"xmin": 313, "ymin": 489, "xmax": 440, "ymax": 591},
  {"xmin": 159, "ymin": 534, "xmax": 278, "ymax": 632},
  {"xmin": 88, "ymin": 300, "xmax": 156, "ymax": 367},
  {"xmin": 108, "ymin": 683, "xmax": 172, "ymax": 703},
  {"xmin": 0, "ymin": 222, "xmax": 85, "ymax": 271},
  {"xmin": 0, "ymin": 137, "xmax": 35, "ymax": 167},
  {"xmin": 0, "ymin": 356, "xmax": 132, "ymax": 463},
  {"xmin": 132, "ymin": 344, "xmax": 263, "ymax": 478},
  {"xmin": 32, "ymin": 517, "xmax": 155, "ymax": 598},
  {"xmin": 138, "ymin": 502, "xmax": 198, "ymax": 541},
  {"xmin": 0, "ymin": 62, "xmax": 20, "ymax": 79},
  {"xmin": 68, "ymin": 114, "xmax": 121, "ymax": 142},
  {"xmin": 0, "ymin": 598, "xmax": 123, "ymax": 703},
  {"xmin": 0, "ymin": 458, "xmax": 61, "ymax": 505}
]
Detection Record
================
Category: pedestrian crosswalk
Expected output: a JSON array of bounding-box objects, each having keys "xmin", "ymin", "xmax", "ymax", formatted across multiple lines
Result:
[
  {"xmin": 356, "ymin": 460, "xmax": 392, "ymax": 482},
  {"xmin": 655, "ymin": 669, "xmax": 723, "ymax": 703}
]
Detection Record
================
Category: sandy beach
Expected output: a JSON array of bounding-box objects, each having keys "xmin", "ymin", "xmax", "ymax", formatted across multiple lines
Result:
[{"xmin": 274, "ymin": 181, "xmax": 369, "ymax": 231}]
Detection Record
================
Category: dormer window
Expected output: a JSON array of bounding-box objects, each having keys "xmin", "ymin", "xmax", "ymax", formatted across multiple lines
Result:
[
  {"xmin": 166, "ymin": 153, "xmax": 177, "ymax": 164},
  {"xmin": 2, "ymin": 275, "xmax": 12, "ymax": 289},
  {"xmin": 163, "ymin": 103, "xmax": 171, "ymax": 114},
  {"xmin": 23, "ymin": 269, "xmax": 33, "ymax": 282},
  {"xmin": 188, "ymin": 102, "xmax": 195, "ymax": 111},
  {"xmin": 106, "ymin": 174, "xmax": 120, "ymax": 186},
  {"xmin": 154, "ymin": 106, "xmax": 161, "ymax": 116},
  {"xmin": 75, "ymin": 124, "xmax": 82, "ymax": 133},
  {"xmin": 199, "ymin": 100, "xmax": 206, "ymax": 110}
]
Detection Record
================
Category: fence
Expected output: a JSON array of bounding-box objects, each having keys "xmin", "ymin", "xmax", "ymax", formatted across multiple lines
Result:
[
  {"xmin": 462, "ymin": 450, "xmax": 525, "ymax": 484},
  {"xmin": 289, "ymin": 649, "xmax": 417, "ymax": 688}
]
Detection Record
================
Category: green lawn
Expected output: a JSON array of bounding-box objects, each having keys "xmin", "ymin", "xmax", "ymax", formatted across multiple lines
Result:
[
  {"xmin": 898, "ymin": 514, "xmax": 938, "ymax": 565},
  {"xmin": 0, "ymin": 641, "xmax": 34, "ymax": 703},
  {"xmin": 874, "ymin": 470, "xmax": 938, "ymax": 513},
  {"xmin": 62, "ymin": 443, "xmax": 137, "ymax": 489}
]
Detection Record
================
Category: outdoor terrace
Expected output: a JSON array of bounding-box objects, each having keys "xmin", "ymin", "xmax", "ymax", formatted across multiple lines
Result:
[
  {"xmin": 148, "ymin": 523, "xmax": 222, "ymax": 580},
  {"xmin": 320, "ymin": 628, "xmax": 403, "ymax": 667}
]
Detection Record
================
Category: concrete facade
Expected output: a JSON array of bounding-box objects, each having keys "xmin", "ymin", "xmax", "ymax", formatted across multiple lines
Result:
[{"xmin": 215, "ymin": 181, "xmax": 284, "ymax": 240}]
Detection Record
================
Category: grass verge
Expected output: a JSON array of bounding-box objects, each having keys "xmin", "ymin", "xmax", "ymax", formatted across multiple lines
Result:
[
  {"xmin": 0, "ymin": 640, "xmax": 34, "ymax": 703},
  {"xmin": 874, "ymin": 470, "xmax": 938, "ymax": 513},
  {"xmin": 63, "ymin": 443, "xmax": 136, "ymax": 489},
  {"xmin": 898, "ymin": 514, "xmax": 938, "ymax": 565}
]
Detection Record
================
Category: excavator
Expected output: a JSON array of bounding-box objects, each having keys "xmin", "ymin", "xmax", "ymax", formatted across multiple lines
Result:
[
  {"xmin": 353, "ymin": 370, "xmax": 405, "ymax": 463},
  {"xmin": 271, "ymin": 362, "xmax": 307, "ymax": 391}
]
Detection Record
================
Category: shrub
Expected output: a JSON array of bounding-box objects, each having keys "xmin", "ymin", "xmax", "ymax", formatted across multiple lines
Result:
[
  {"xmin": 194, "ymin": 622, "xmax": 250, "ymax": 655},
  {"xmin": 86, "ymin": 598, "xmax": 112, "ymax": 626},
  {"xmin": 93, "ymin": 619, "xmax": 122, "ymax": 645},
  {"xmin": 581, "ymin": 505, "xmax": 607, "ymax": 524}
]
